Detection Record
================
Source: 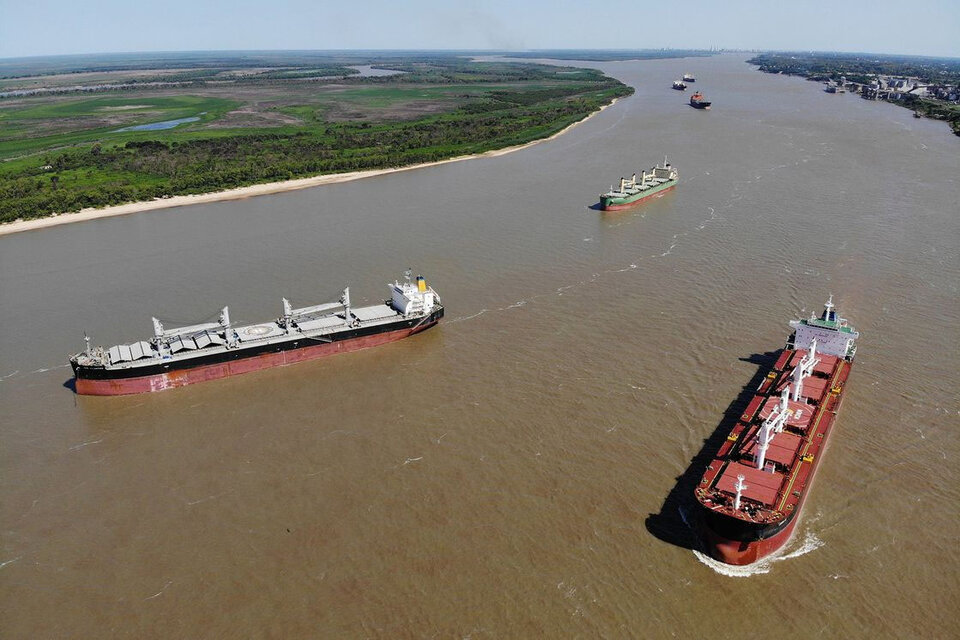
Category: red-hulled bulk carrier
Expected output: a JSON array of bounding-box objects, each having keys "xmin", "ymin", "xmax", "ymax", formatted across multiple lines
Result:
[
  {"xmin": 695, "ymin": 297, "xmax": 859, "ymax": 565},
  {"xmin": 69, "ymin": 272, "xmax": 442, "ymax": 395}
]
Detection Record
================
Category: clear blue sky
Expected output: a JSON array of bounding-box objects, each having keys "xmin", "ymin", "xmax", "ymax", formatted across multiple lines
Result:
[{"xmin": 1, "ymin": 0, "xmax": 958, "ymax": 59}]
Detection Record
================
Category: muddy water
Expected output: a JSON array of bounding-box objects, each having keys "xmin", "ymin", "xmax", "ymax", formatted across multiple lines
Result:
[{"xmin": 1, "ymin": 54, "xmax": 957, "ymax": 638}]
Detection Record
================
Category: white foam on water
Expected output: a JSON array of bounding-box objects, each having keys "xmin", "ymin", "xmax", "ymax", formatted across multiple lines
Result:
[
  {"xmin": 449, "ymin": 309, "xmax": 488, "ymax": 323},
  {"xmin": 693, "ymin": 530, "xmax": 825, "ymax": 577},
  {"xmin": 0, "ymin": 363, "xmax": 70, "ymax": 384},
  {"xmin": 679, "ymin": 502, "xmax": 824, "ymax": 577}
]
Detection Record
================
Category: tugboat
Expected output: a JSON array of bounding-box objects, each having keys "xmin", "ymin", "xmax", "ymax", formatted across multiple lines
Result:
[
  {"xmin": 672, "ymin": 80, "xmax": 687, "ymax": 91},
  {"xmin": 683, "ymin": 73, "xmax": 696, "ymax": 83},
  {"xmin": 695, "ymin": 296, "xmax": 859, "ymax": 565},
  {"xmin": 689, "ymin": 91, "xmax": 712, "ymax": 109}
]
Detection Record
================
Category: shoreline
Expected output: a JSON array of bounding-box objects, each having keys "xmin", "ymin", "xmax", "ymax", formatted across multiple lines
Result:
[{"xmin": 0, "ymin": 98, "xmax": 619, "ymax": 237}]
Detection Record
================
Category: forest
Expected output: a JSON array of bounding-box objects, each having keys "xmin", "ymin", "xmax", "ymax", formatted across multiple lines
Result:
[{"xmin": 0, "ymin": 55, "xmax": 632, "ymax": 222}]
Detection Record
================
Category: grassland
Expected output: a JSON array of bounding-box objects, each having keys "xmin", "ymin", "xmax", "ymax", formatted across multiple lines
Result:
[{"xmin": 0, "ymin": 53, "xmax": 634, "ymax": 223}]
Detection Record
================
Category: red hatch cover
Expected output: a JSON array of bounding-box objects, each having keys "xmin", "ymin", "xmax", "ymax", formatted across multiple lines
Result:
[
  {"xmin": 788, "ymin": 350, "xmax": 839, "ymax": 377},
  {"xmin": 759, "ymin": 396, "xmax": 815, "ymax": 430},
  {"xmin": 740, "ymin": 430, "xmax": 802, "ymax": 467},
  {"xmin": 776, "ymin": 376, "xmax": 828, "ymax": 402},
  {"xmin": 716, "ymin": 462, "xmax": 784, "ymax": 506}
]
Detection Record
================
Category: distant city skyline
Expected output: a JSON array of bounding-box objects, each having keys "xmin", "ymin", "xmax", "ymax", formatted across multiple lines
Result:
[{"xmin": 1, "ymin": 0, "xmax": 958, "ymax": 59}]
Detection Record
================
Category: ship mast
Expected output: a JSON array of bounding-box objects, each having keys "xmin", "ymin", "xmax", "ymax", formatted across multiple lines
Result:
[
  {"xmin": 733, "ymin": 475, "xmax": 748, "ymax": 511},
  {"xmin": 341, "ymin": 287, "xmax": 352, "ymax": 324},
  {"xmin": 756, "ymin": 421, "xmax": 776, "ymax": 471},
  {"xmin": 792, "ymin": 338, "xmax": 820, "ymax": 401},
  {"xmin": 220, "ymin": 306, "xmax": 236, "ymax": 347},
  {"xmin": 775, "ymin": 388, "xmax": 789, "ymax": 433},
  {"xmin": 282, "ymin": 298, "xmax": 293, "ymax": 333},
  {"xmin": 756, "ymin": 390, "xmax": 789, "ymax": 470}
]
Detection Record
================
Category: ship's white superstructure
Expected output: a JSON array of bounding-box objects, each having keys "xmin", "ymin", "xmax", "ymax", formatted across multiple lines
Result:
[{"xmin": 789, "ymin": 295, "xmax": 859, "ymax": 359}]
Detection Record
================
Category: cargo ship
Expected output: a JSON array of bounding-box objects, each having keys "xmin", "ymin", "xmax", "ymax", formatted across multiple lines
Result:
[
  {"xmin": 689, "ymin": 92, "xmax": 711, "ymax": 109},
  {"xmin": 695, "ymin": 297, "xmax": 859, "ymax": 565},
  {"xmin": 672, "ymin": 80, "xmax": 687, "ymax": 91},
  {"xmin": 599, "ymin": 158, "xmax": 678, "ymax": 211},
  {"xmin": 70, "ymin": 272, "xmax": 443, "ymax": 395}
]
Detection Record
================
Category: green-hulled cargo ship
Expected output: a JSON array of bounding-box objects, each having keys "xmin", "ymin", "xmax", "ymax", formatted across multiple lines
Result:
[{"xmin": 599, "ymin": 158, "xmax": 678, "ymax": 211}]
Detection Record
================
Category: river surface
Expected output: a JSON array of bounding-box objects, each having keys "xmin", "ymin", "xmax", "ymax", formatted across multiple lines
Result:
[{"xmin": 1, "ymin": 54, "xmax": 957, "ymax": 638}]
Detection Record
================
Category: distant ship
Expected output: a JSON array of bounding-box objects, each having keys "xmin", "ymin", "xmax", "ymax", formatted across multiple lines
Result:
[
  {"xmin": 599, "ymin": 158, "xmax": 678, "ymax": 211},
  {"xmin": 672, "ymin": 80, "xmax": 687, "ymax": 91},
  {"xmin": 683, "ymin": 73, "xmax": 696, "ymax": 82},
  {"xmin": 70, "ymin": 272, "xmax": 443, "ymax": 395},
  {"xmin": 695, "ymin": 297, "xmax": 859, "ymax": 565},
  {"xmin": 689, "ymin": 91, "xmax": 712, "ymax": 109}
]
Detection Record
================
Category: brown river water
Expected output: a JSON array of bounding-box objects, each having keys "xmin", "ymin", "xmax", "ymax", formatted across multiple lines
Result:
[{"xmin": 1, "ymin": 54, "xmax": 958, "ymax": 638}]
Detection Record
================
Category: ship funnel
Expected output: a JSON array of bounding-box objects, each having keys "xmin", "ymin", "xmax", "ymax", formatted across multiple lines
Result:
[{"xmin": 417, "ymin": 275, "xmax": 426, "ymax": 293}]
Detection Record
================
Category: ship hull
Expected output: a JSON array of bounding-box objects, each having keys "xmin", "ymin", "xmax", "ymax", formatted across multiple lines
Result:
[
  {"xmin": 696, "ymin": 348, "xmax": 852, "ymax": 565},
  {"xmin": 702, "ymin": 517, "xmax": 798, "ymax": 565},
  {"xmin": 74, "ymin": 310, "xmax": 442, "ymax": 396},
  {"xmin": 690, "ymin": 102, "xmax": 711, "ymax": 110},
  {"xmin": 601, "ymin": 182, "xmax": 676, "ymax": 211}
]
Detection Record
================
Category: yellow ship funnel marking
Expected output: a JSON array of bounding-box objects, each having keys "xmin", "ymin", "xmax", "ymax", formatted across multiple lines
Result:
[{"xmin": 417, "ymin": 276, "xmax": 427, "ymax": 293}]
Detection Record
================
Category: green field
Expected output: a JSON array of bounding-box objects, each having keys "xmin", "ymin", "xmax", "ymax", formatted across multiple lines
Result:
[
  {"xmin": 0, "ymin": 55, "xmax": 633, "ymax": 222},
  {"xmin": 0, "ymin": 95, "xmax": 239, "ymax": 158}
]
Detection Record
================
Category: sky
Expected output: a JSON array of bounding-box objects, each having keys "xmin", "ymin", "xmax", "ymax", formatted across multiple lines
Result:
[{"xmin": 1, "ymin": 0, "xmax": 958, "ymax": 59}]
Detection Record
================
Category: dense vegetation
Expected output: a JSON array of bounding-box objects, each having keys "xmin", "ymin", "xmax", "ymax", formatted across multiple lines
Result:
[
  {"xmin": 747, "ymin": 52, "xmax": 960, "ymax": 135},
  {"xmin": 0, "ymin": 58, "xmax": 632, "ymax": 222},
  {"xmin": 747, "ymin": 52, "xmax": 960, "ymax": 85}
]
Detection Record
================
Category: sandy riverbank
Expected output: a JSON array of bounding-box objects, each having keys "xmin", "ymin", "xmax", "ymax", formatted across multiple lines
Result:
[{"xmin": 0, "ymin": 99, "xmax": 618, "ymax": 237}]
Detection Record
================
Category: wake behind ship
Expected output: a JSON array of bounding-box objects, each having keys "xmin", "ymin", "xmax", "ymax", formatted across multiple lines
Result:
[
  {"xmin": 695, "ymin": 297, "xmax": 859, "ymax": 565},
  {"xmin": 70, "ymin": 273, "xmax": 443, "ymax": 395}
]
